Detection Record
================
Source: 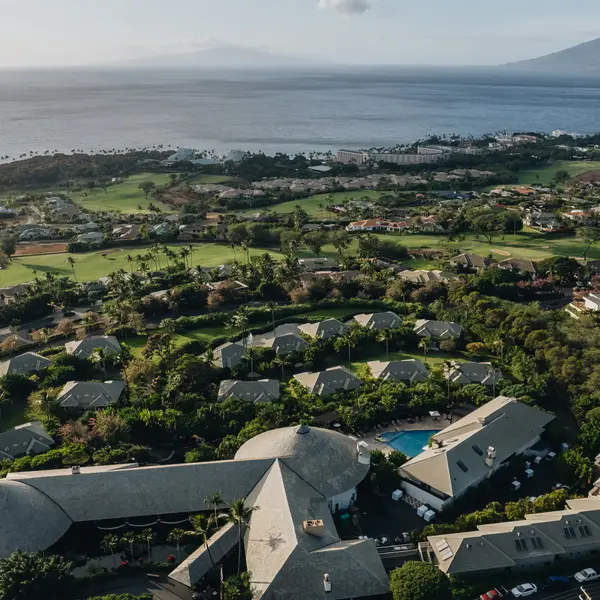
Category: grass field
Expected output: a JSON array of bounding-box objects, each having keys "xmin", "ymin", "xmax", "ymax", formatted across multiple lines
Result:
[
  {"xmin": 186, "ymin": 174, "xmax": 234, "ymax": 185},
  {"xmin": 71, "ymin": 173, "xmax": 176, "ymax": 214},
  {"xmin": 0, "ymin": 243, "xmax": 296, "ymax": 286},
  {"xmin": 238, "ymin": 190, "xmax": 382, "ymax": 217},
  {"xmin": 515, "ymin": 161, "xmax": 600, "ymax": 185},
  {"xmin": 384, "ymin": 232, "xmax": 600, "ymax": 262}
]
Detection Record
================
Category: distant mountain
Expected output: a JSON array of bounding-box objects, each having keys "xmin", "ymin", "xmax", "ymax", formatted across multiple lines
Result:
[
  {"xmin": 504, "ymin": 37, "xmax": 600, "ymax": 72},
  {"xmin": 116, "ymin": 41, "xmax": 323, "ymax": 69}
]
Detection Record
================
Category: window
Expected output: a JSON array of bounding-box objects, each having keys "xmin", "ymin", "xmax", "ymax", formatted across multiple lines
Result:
[
  {"xmin": 563, "ymin": 527, "xmax": 576, "ymax": 540},
  {"xmin": 515, "ymin": 539, "xmax": 528, "ymax": 551},
  {"xmin": 531, "ymin": 537, "xmax": 544, "ymax": 549},
  {"xmin": 456, "ymin": 461, "xmax": 469, "ymax": 473},
  {"xmin": 472, "ymin": 445, "xmax": 483, "ymax": 456},
  {"xmin": 579, "ymin": 525, "xmax": 592, "ymax": 538}
]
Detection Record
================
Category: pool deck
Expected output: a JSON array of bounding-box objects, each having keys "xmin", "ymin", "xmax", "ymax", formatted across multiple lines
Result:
[{"xmin": 362, "ymin": 414, "xmax": 454, "ymax": 455}]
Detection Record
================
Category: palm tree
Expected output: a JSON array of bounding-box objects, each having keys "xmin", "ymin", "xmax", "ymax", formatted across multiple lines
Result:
[
  {"xmin": 66, "ymin": 256, "xmax": 77, "ymax": 282},
  {"xmin": 227, "ymin": 499, "xmax": 259, "ymax": 575},
  {"xmin": 244, "ymin": 347, "xmax": 261, "ymax": 377},
  {"xmin": 91, "ymin": 347, "xmax": 107, "ymax": 379},
  {"xmin": 100, "ymin": 534, "xmax": 120, "ymax": 568},
  {"xmin": 419, "ymin": 337, "xmax": 431, "ymax": 359},
  {"xmin": 188, "ymin": 244, "xmax": 196, "ymax": 268},
  {"xmin": 376, "ymin": 329, "xmax": 393, "ymax": 361},
  {"xmin": 273, "ymin": 355, "xmax": 291, "ymax": 379},
  {"xmin": 167, "ymin": 528, "xmax": 187, "ymax": 563},
  {"xmin": 121, "ymin": 531, "xmax": 137, "ymax": 560},
  {"xmin": 126, "ymin": 254, "xmax": 135, "ymax": 274},
  {"xmin": 233, "ymin": 308, "xmax": 250, "ymax": 348},
  {"xmin": 443, "ymin": 360, "xmax": 454, "ymax": 402},
  {"xmin": 141, "ymin": 528, "xmax": 155, "ymax": 562},
  {"xmin": 204, "ymin": 491, "xmax": 225, "ymax": 524},
  {"xmin": 191, "ymin": 514, "xmax": 217, "ymax": 569},
  {"xmin": 265, "ymin": 301, "xmax": 277, "ymax": 332}
]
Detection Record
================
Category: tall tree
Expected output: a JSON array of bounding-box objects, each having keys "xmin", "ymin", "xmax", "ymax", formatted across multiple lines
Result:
[
  {"xmin": 138, "ymin": 181, "xmax": 156, "ymax": 201},
  {"xmin": 579, "ymin": 227, "xmax": 600, "ymax": 261},
  {"xmin": 227, "ymin": 499, "xmax": 259, "ymax": 575},
  {"xmin": 0, "ymin": 235, "xmax": 17, "ymax": 261},
  {"xmin": 66, "ymin": 256, "xmax": 77, "ymax": 282}
]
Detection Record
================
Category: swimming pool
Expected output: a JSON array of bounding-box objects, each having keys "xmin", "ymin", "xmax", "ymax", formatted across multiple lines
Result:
[{"xmin": 381, "ymin": 430, "xmax": 440, "ymax": 457}]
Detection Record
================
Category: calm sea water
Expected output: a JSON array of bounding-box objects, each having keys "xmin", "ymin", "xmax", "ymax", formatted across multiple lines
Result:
[{"xmin": 0, "ymin": 67, "xmax": 599, "ymax": 158}]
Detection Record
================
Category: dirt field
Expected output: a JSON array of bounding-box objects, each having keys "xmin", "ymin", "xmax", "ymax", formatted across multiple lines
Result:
[
  {"xmin": 14, "ymin": 242, "xmax": 68, "ymax": 256},
  {"xmin": 577, "ymin": 170, "xmax": 600, "ymax": 183},
  {"xmin": 491, "ymin": 249, "xmax": 511, "ymax": 256}
]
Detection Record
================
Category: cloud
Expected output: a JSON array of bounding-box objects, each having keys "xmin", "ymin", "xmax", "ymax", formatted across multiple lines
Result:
[{"xmin": 318, "ymin": 0, "xmax": 372, "ymax": 15}]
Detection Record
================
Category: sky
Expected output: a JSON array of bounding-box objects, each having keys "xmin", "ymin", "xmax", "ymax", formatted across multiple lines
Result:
[{"xmin": 0, "ymin": 0, "xmax": 599, "ymax": 67}]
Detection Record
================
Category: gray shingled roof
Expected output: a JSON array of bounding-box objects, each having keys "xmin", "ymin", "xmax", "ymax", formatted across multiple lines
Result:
[
  {"xmin": 217, "ymin": 379, "xmax": 280, "ymax": 403},
  {"xmin": 58, "ymin": 381, "xmax": 126, "ymax": 409},
  {"xmin": 352, "ymin": 312, "xmax": 403, "ymax": 330},
  {"xmin": 368, "ymin": 359, "xmax": 428, "ymax": 382},
  {"xmin": 0, "ymin": 352, "xmax": 52, "ymax": 377},
  {"xmin": 401, "ymin": 397, "xmax": 554, "ymax": 498},
  {"xmin": 293, "ymin": 366, "xmax": 362, "ymax": 397},
  {"xmin": 0, "ymin": 421, "xmax": 54, "ymax": 460},
  {"xmin": 444, "ymin": 362, "xmax": 503, "ymax": 386},
  {"xmin": 250, "ymin": 332, "xmax": 309, "ymax": 355},
  {"xmin": 299, "ymin": 319, "xmax": 349, "ymax": 340},
  {"xmin": 65, "ymin": 336, "xmax": 121, "ymax": 358},
  {"xmin": 413, "ymin": 319, "xmax": 463, "ymax": 339},
  {"xmin": 430, "ymin": 497, "xmax": 600, "ymax": 575},
  {"xmin": 235, "ymin": 425, "xmax": 369, "ymax": 498},
  {"xmin": 451, "ymin": 253, "xmax": 490, "ymax": 269},
  {"xmin": 212, "ymin": 342, "xmax": 244, "ymax": 369}
]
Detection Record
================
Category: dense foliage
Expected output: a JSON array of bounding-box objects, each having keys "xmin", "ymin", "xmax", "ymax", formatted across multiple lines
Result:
[{"xmin": 389, "ymin": 562, "xmax": 452, "ymax": 600}]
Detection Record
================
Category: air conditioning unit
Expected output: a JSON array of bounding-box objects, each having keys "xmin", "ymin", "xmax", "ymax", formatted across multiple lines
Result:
[
  {"xmin": 324, "ymin": 574, "xmax": 332, "ymax": 593},
  {"xmin": 71, "ymin": 465, "xmax": 81, "ymax": 475}
]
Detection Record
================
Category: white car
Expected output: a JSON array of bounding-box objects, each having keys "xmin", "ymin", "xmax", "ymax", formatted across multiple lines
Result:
[
  {"xmin": 575, "ymin": 568, "xmax": 600, "ymax": 583},
  {"xmin": 511, "ymin": 584, "xmax": 537, "ymax": 598}
]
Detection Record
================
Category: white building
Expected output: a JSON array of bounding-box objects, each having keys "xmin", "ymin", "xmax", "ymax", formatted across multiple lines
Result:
[{"xmin": 336, "ymin": 150, "xmax": 370, "ymax": 165}]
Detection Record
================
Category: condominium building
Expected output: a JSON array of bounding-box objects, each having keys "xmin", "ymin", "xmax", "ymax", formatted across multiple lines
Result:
[
  {"xmin": 372, "ymin": 152, "xmax": 444, "ymax": 165},
  {"xmin": 336, "ymin": 150, "xmax": 371, "ymax": 165}
]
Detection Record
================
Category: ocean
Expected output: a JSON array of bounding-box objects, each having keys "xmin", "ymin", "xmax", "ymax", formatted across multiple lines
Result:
[{"xmin": 0, "ymin": 66, "xmax": 599, "ymax": 158}]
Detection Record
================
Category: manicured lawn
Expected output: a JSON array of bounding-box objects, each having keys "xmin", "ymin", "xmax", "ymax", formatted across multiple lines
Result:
[
  {"xmin": 382, "ymin": 232, "xmax": 600, "ymax": 261},
  {"xmin": 515, "ymin": 161, "xmax": 600, "ymax": 185},
  {"xmin": 237, "ymin": 190, "xmax": 382, "ymax": 218},
  {"xmin": 186, "ymin": 174, "xmax": 234, "ymax": 185},
  {"xmin": 71, "ymin": 173, "xmax": 177, "ymax": 214},
  {"xmin": 351, "ymin": 350, "xmax": 470, "ymax": 372},
  {"xmin": 0, "ymin": 243, "xmax": 293, "ymax": 286}
]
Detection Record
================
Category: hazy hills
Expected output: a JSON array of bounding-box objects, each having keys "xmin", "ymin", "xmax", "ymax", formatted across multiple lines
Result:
[
  {"xmin": 505, "ymin": 37, "xmax": 600, "ymax": 72},
  {"xmin": 116, "ymin": 41, "xmax": 323, "ymax": 69}
]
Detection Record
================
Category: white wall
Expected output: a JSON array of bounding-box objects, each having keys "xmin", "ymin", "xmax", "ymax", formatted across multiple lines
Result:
[{"xmin": 400, "ymin": 481, "xmax": 447, "ymax": 512}]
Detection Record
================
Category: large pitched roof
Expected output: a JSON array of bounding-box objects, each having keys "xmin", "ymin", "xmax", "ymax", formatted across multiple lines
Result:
[
  {"xmin": 0, "ymin": 421, "xmax": 54, "ymax": 460},
  {"xmin": 235, "ymin": 425, "xmax": 369, "ymax": 498},
  {"xmin": 430, "ymin": 497, "xmax": 600, "ymax": 575},
  {"xmin": 352, "ymin": 312, "xmax": 403, "ymax": 330},
  {"xmin": 444, "ymin": 362, "xmax": 503, "ymax": 386},
  {"xmin": 401, "ymin": 397, "xmax": 553, "ymax": 498},
  {"xmin": 65, "ymin": 336, "xmax": 121, "ymax": 357},
  {"xmin": 217, "ymin": 379, "xmax": 280, "ymax": 403},
  {"xmin": 58, "ymin": 381, "xmax": 126, "ymax": 409},
  {"xmin": 299, "ymin": 319, "xmax": 349, "ymax": 340},
  {"xmin": 368, "ymin": 359, "xmax": 428, "ymax": 382},
  {"xmin": 0, "ymin": 352, "xmax": 51, "ymax": 376},
  {"xmin": 293, "ymin": 366, "xmax": 362, "ymax": 397},
  {"xmin": 414, "ymin": 319, "xmax": 462, "ymax": 339}
]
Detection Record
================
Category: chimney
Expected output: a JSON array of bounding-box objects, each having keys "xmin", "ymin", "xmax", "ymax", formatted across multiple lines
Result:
[
  {"xmin": 71, "ymin": 465, "xmax": 81, "ymax": 475},
  {"xmin": 324, "ymin": 574, "xmax": 332, "ymax": 593},
  {"xmin": 303, "ymin": 520, "xmax": 325, "ymax": 538},
  {"xmin": 357, "ymin": 440, "xmax": 370, "ymax": 465},
  {"xmin": 485, "ymin": 446, "xmax": 496, "ymax": 468}
]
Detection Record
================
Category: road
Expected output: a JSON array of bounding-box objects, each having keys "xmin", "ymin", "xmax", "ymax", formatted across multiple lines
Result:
[{"xmin": 537, "ymin": 581, "xmax": 600, "ymax": 600}]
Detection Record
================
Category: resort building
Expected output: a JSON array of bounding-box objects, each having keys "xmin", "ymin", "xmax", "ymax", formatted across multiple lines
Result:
[
  {"xmin": 497, "ymin": 258, "xmax": 538, "ymax": 276},
  {"xmin": 65, "ymin": 336, "xmax": 122, "ymax": 359},
  {"xmin": 352, "ymin": 312, "xmax": 403, "ymax": 331},
  {"xmin": 399, "ymin": 270, "xmax": 457, "ymax": 285},
  {"xmin": 248, "ymin": 331, "xmax": 309, "ymax": 355},
  {"xmin": 336, "ymin": 150, "xmax": 371, "ymax": 165},
  {"xmin": 399, "ymin": 396, "xmax": 554, "ymax": 510},
  {"xmin": 0, "ymin": 283, "xmax": 31, "ymax": 304},
  {"xmin": 0, "ymin": 352, "xmax": 51, "ymax": 377},
  {"xmin": 57, "ymin": 381, "xmax": 126, "ymax": 411},
  {"xmin": 0, "ymin": 425, "xmax": 389, "ymax": 599},
  {"xmin": 372, "ymin": 153, "xmax": 444, "ymax": 165},
  {"xmin": 0, "ymin": 421, "xmax": 54, "ymax": 460},
  {"xmin": 583, "ymin": 293, "xmax": 600, "ymax": 311},
  {"xmin": 298, "ymin": 257, "xmax": 339, "ymax": 273},
  {"xmin": 299, "ymin": 318, "xmax": 349, "ymax": 340},
  {"xmin": 427, "ymin": 497, "xmax": 600, "ymax": 576},
  {"xmin": 413, "ymin": 319, "xmax": 463, "ymax": 341},
  {"xmin": 367, "ymin": 359, "xmax": 429, "ymax": 383},
  {"xmin": 346, "ymin": 219, "xmax": 411, "ymax": 233},
  {"xmin": 450, "ymin": 253, "xmax": 490, "ymax": 270},
  {"xmin": 443, "ymin": 362, "xmax": 503, "ymax": 387},
  {"xmin": 212, "ymin": 342, "xmax": 244, "ymax": 369},
  {"xmin": 294, "ymin": 366, "xmax": 362, "ymax": 397},
  {"xmin": 217, "ymin": 379, "xmax": 280, "ymax": 403}
]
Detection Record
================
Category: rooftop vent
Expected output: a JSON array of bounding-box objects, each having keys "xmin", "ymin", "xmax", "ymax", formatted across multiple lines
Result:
[
  {"xmin": 296, "ymin": 424, "xmax": 310, "ymax": 435},
  {"xmin": 304, "ymin": 520, "xmax": 325, "ymax": 538},
  {"xmin": 71, "ymin": 466, "xmax": 81, "ymax": 475},
  {"xmin": 357, "ymin": 440, "xmax": 370, "ymax": 465},
  {"xmin": 324, "ymin": 574, "xmax": 332, "ymax": 593}
]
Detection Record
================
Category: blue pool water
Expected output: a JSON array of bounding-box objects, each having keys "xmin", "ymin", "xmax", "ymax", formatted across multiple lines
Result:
[{"xmin": 381, "ymin": 430, "xmax": 440, "ymax": 457}]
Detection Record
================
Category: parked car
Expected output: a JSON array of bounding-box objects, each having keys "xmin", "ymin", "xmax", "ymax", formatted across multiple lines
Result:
[
  {"xmin": 481, "ymin": 588, "xmax": 505, "ymax": 600},
  {"xmin": 511, "ymin": 583, "xmax": 537, "ymax": 598},
  {"xmin": 575, "ymin": 568, "xmax": 600, "ymax": 583},
  {"xmin": 540, "ymin": 576, "xmax": 571, "ymax": 591}
]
